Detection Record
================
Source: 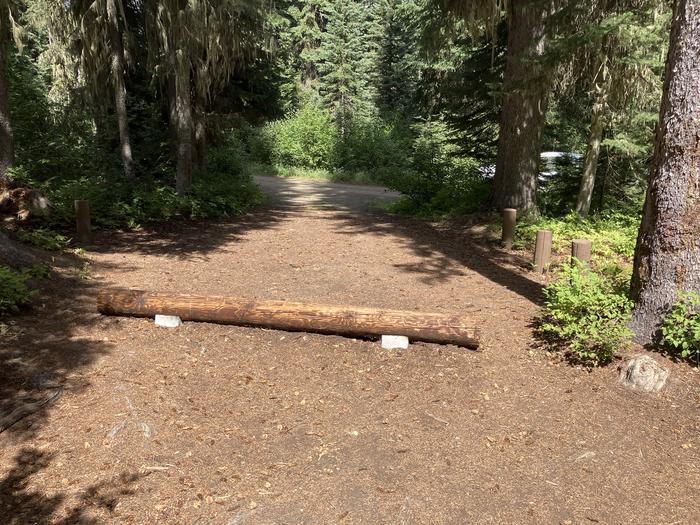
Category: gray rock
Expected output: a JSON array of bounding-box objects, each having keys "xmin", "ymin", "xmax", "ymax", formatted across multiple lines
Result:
[{"xmin": 619, "ymin": 355, "xmax": 669, "ymax": 393}]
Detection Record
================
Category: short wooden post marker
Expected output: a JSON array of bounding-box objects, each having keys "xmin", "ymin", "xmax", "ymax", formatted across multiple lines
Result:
[
  {"xmin": 533, "ymin": 229, "xmax": 552, "ymax": 273},
  {"xmin": 571, "ymin": 239, "xmax": 592, "ymax": 264},
  {"xmin": 75, "ymin": 200, "xmax": 92, "ymax": 243},
  {"xmin": 501, "ymin": 208, "xmax": 517, "ymax": 249}
]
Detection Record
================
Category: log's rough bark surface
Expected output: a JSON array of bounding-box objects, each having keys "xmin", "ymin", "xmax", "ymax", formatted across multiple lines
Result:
[
  {"xmin": 630, "ymin": 0, "xmax": 700, "ymax": 343},
  {"xmin": 107, "ymin": 0, "xmax": 134, "ymax": 179},
  {"xmin": 97, "ymin": 289, "xmax": 481, "ymax": 349},
  {"xmin": 0, "ymin": 28, "xmax": 13, "ymax": 180},
  {"xmin": 490, "ymin": 0, "xmax": 550, "ymax": 213}
]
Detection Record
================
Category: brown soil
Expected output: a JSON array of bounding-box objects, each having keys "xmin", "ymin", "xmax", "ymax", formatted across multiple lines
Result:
[{"xmin": 1, "ymin": 176, "xmax": 699, "ymax": 524}]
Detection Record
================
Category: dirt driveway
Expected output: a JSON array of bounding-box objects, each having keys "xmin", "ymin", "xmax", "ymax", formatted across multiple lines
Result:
[{"xmin": 1, "ymin": 176, "xmax": 699, "ymax": 524}]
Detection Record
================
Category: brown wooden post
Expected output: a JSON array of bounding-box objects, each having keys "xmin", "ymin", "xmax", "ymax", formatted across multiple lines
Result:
[
  {"xmin": 571, "ymin": 239, "xmax": 592, "ymax": 264},
  {"xmin": 75, "ymin": 200, "xmax": 92, "ymax": 243},
  {"xmin": 533, "ymin": 229, "xmax": 552, "ymax": 273},
  {"xmin": 502, "ymin": 208, "xmax": 517, "ymax": 249}
]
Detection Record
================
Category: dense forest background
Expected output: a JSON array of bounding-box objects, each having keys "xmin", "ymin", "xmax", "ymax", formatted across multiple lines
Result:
[
  {"xmin": 1, "ymin": 0, "xmax": 670, "ymax": 226},
  {"xmin": 3, "ymin": 0, "xmax": 699, "ymax": 364}
]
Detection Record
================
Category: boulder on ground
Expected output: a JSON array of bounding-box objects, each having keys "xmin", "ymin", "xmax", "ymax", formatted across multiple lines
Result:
[{"xmin": 619, "ymin": 354, "xmax": 669, "ymax": 393}]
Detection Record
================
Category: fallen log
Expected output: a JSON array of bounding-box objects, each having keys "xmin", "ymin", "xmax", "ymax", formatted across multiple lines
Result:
[{"xmin": 97, "ymin": 289, "xmax": 480, "ymax": 349}]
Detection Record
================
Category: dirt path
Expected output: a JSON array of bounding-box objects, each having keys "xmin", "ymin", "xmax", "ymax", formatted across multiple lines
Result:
[{"xmin": 1, "ymin": 177, "xmax": 699, "ymax": 524}]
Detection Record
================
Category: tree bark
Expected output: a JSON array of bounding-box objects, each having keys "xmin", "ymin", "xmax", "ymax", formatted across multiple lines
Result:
[
  {"xmin": 172, "ymin": 42, "xmax": 193, "ymax": 195},
  {"xmin": 97, "ymin": 288, "xmax": 481, "ymax": 348},
  {"xmin": 193, "ymin": 88, "xmax": 207, "ymax": 173},
  {"xmin": 630, "ymin": 0, "xmax": 700, "ymax": 343},
  {"xmin": 106, "ymin": 0, "xmax": 134, "ymax": 179},
  {"xmin": 575, "ymin": 70, "xmax": 609, "ymax": 217},
  {"xmin": 489, "ymin": 0, "xmax": 550, "ymax": 214},
  {"xmin": 0, "ymin": 29, "xmax": 14, "ymax": 181}
]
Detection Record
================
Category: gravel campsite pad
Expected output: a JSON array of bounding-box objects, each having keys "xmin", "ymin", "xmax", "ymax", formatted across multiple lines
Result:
[{"xmin": 1, "ymin": 177, "xmax": 699, "ymax": 524}]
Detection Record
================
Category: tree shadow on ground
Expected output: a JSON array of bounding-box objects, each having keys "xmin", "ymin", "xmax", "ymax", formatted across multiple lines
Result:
[
  {"xmin": 329, "ymin": 208, "xmax": 543, "ymax": 305},
  {"xmin": 0, "ymin": 447, "xmax": 142, "ymax": 524},
  {"xmin": 86, "ymin": 205, "xmax": 294, "ymax": 261},
  {"xmin": 0, "ymin": 250, "xmax": 126, "ymax": 523}
]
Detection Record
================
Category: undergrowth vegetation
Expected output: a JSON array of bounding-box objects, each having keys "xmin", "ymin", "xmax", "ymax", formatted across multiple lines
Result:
[
  {"xmin": 0, "ymin": 266, "xmax": 36, "ymax": 316},
  {"xmin": 539, "ymin": 261, "xmax": 634, "ymax": 366},
  {"xmin": 9, "ymin": 143, "xmax": 261, "ymax": 232},
  {"xmin": 514, "ymin": 212, "xmax": 640, "ymax": 258},
  {"xmin": 661, "ymin": 292, "xmax": 700, "ymax": 364}
]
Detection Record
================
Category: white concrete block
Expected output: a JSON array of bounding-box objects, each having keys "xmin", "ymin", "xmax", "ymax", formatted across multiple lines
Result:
[
  {"xmin": 381, "ymin": 335, "xmax": 409, "ymax": 350},
  {"xmin": 155, "ymin": 314, "xmax": 182, "ymax": 328}
]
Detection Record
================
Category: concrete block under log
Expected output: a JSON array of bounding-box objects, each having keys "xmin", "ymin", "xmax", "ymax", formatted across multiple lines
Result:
[
  {"xmin": 381, "ymin": 335, "xmax": 409, "ymax": 349},
  {"xmin": 97, "ymin": 289, "xmax": 480, "ymax": 349},
  {"xmin": 155, "ymin": 314, "xmax": 183, "ymax": 328},
  {"xmin": 502, "ymin": 208, "xmax": 517, "ymax": 249}
]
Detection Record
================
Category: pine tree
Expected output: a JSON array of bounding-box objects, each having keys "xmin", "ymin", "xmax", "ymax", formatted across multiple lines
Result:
[
  {"xmin": 630, "ymin": 0, "xmax": 700, "ymax": 343},
  {"xmin": 376, "ymin": 0, "xmax": 420, "ymax": 115},
  {"xmin": 0, "ymin": 1, "xmax": 21, "ymax": 180},
  {"xmin": 544, "ymin": 3, "xmax": 670, "ymax": 217},
  {"xmin": 148, "ymin": 0, "xmax": 265, "ymax": 194},
  {"xmin": 317, "ymin": 0, "xmax": 382, "ymax": 128}
]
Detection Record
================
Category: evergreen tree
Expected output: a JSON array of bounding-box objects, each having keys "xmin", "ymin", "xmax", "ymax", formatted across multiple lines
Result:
[
  {"xmin": 0, "ymin": 1, "xmax": 21, "ymax": 180},
  {"xmin": 317, "ymin": 0, "xmax": 382, "ymax": 128},
  {"xmin": 630, "ymin": 0, "xmax": 700, "ymax": 343},
  {"xmin": 376, "ymin": 0, "xmax": 420, "ymax": 115}
]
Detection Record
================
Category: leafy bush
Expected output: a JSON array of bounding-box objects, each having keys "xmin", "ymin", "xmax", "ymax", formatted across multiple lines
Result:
[
  {"xmin": 10, "ymin": 138, "xmax": 261, "ymax": 230},
  {"xmin": 260, "ymin": 102, "xmax": 340, "ymax": 169},
  {"xmin": 514, "ymin": 211, "xmax": 640, "ymax": 259},
  {"xmin": 0, "ymin": 266, "xmax": 34, "ymax": 316},
  {"xmin": 338, "ymin": 116, "xmax": 412, "ymax": 175},
  {"xmin": 16, "ymin": 228, "xmax": 71, "ymax": 251},
  {"xmin": 661, "ymin": 292, "xmax": 700, "ymax": 363},
  {"xmin": 249, "ymin": 110, "xmax": 488, "ymax": 214},
  {"xmin": 386, "ymin": 121, "xmax": 488, "ymax": 217},
  {"xmin": 539, "ymin": 261, "xmax": 633, "ymax": 366}
]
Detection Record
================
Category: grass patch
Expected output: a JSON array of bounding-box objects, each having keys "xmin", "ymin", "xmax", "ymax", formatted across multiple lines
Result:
[{"xmin": 246, "ymin": 162, "xmax": 381, "ymax": 186}]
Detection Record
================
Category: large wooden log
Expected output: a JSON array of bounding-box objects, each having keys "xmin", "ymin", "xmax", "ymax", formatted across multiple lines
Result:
[{"xmin": 97, "ymin": 289, "xmax": 481, "ymax": 349}]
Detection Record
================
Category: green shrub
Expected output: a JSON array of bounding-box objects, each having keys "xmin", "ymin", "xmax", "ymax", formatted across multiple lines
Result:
[
  {"xmin": 0, "ymin": 267, "xmax": 34, "ymax": 316},
  {"xmin": 11, "ymin": 136, "xmax": 260, "ymax": 230},
  {"xmin": 16, "ymin": 228, "xmax": 71, "ymax": 251},
  {"xmin": 262, "ymin": 102, "xmax": 340, "ymax": 169},
  {"xmin": 661, "ymin": 292, "xmax": 700, "ymax": 363},
  {"xmin": 514, "ymin": 211, "xmax": 639, "ymax": 259},
  {"xmin": 384, "ymin": 121, "xmax": 488, "ymax": 217},
  {"xmin": 539, "ymin": 261, "xmax": 633, "ymax": 366},
  {"xmin": 338, "ymin": 116, "xmax": 412, "ymax": 175}
]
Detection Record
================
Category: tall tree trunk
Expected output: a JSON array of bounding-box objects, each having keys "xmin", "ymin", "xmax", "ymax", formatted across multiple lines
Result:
[
  {"xmin": 193, "ymin": 88, "xmax": 206, "ymax": 173},
  {"xmin": 106, "ymin": 0, "xmax": 134, "ymax": 179},
  {"xmin": 173, "ymin": 44, "xmax": 193, "ymax": 195},
  {"xmin": 629, "ymin": 0, "xmax": 700, "ymax": 343},
  {"xmin": 0, "ymin": 32, "xmax": 13, "ymax": 181},
  {"xmin": 489, "ymin": 0, "xmax": 550, "ymax": 214},
  {"xmin": 575, "ymin": 71, "xmax": 609, "ymax": 217}
]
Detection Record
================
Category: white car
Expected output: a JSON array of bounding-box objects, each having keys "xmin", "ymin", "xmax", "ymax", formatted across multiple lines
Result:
[{"xmin": 479, "ymin": 151, "xmax": 582, "ymax": 181}]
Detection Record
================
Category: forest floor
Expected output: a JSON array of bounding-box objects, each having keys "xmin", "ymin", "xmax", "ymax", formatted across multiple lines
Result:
[{"xmin": 1, "ymin": 176, "xmax": 699, "ymax": 524}]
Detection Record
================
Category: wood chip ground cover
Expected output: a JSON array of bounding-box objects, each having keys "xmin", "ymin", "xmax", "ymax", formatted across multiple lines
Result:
[{"xmin": 1, "ymin": 177, "xmax": 698, "ymax": 524}]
